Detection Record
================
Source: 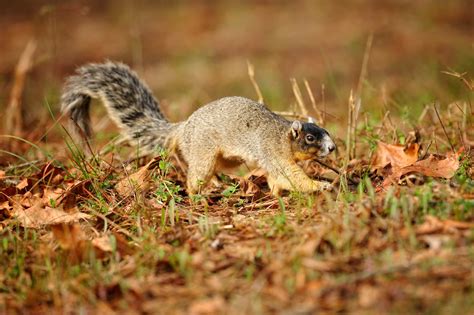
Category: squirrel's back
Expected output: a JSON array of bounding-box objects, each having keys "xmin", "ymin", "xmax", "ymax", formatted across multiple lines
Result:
[{"xmin": 177, "ymin": 97, "xmax": 293, "ymax": 167}]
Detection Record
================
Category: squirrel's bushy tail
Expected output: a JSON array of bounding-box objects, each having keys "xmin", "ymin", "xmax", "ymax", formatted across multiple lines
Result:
[{"xmin": 61, "ymin": 61, "xmax": 176, "ymax": 152}]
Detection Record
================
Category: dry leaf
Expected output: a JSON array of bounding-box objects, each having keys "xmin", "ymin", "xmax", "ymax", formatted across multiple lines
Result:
[
  {"xmin": 358, "ymin": 284, "xmax": 380, "ymax": 308},
  {"xmin": 37, "ymin": 163, "xmax": 64, "ymax": 185},
  {"xmin": 16, "ymin": 178, "xmax": 29, "ymax": 190},
  {"xmin": 92, "ymin": 235, "xmax": 114, "ymax": 252},
  {"xmin": 420, "ymin": 235, "xmax": 452, "ymax": 250},
  {"xmin": 51, "ymin": 223, "xmax": 98, "ymax": 262},
  {"xmin": 42, "ymin": 188, "xmax": 64, "ymax": 205},
  {"xmin": 384, "ymin": 153, "xmax": 459, "ymax": 186},
  {"xmin": 414, "ymin": 215, "xmax": 474, "ymax": 235},
  {"xmin": 0, "ymin": 170, "xmax": 5, "ymax": 179},
  {"xmin": 244, "ymin": 168, "xmax": 268, "ymax": 186},
  {"xmin": 116, "ymin": 158, "xmax": 160, "ymax": 196},
  {"xmin": 51, "ymin": 223, "xmax": 86, "ymax": 250},
  {"xmin": 189, "ymin": 296, "xmax": 225, "ymax": 315},
  {"xmin": 13, "ymin": 201, "xmax": 90, "ymax": 228},
  {"xmin": 238, "ymin": 177, "xmax": 261, "ymax": 195},
  {"xmin": 0, "ymin": 201, "xmax": 10, "ymax": 210},
  {"xmin": 443, "ymin": 219, "xmax": 474, "ymax": 229},
  {"xmin": 371, "ymin": 142, "xmax": 419, "ymax": 171},
  {"xmin": 415, "ymin": 215, "xmax": 444, "ymax": 235},
  {"xmin": 264, "ymin": 286, "xmax": 290, "ymax": 303}
]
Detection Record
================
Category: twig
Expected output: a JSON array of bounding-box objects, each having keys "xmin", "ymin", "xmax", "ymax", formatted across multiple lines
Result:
[
  {"xmin": 5, "ymin": 39, "xmax": 37, "ymax": 139},
  {"xmin": 291, "ymin": 78, "xmax": 309, "ymax": 117},
  {"xmin": 313, "ymin": 158, "xmax": 359, "ymax": 185},
  {"xmin": 346, "ymin": 90, "xmax": 355, "ymax": 163},
  {"xmin": 356, "ymin": 33, "xmax": 373, "ymax": 97},
  {"xmin": 349, "ymin": 34, "xmax": 372, "ymax": 160},
  {"xmin": 441, "ymin": 69, "xmax": 473, "ymax": 91},
  {"xmin": 321, "ymin": 83, "xmax": 326, "ymax": 125},
  {"xmin": 421, "ymin": 141, "xmax": 432, "ymax": 160},
  {"xmin": 433, "ymin": 103, "xmax": 455, "ymax": 153},
  {"xmin": 247, "ymin": 60, "xmax": 264, "ymax": 104},
  {"xmin": 303, "ymin": 79, "xmax": 324, "ymax": 125}
]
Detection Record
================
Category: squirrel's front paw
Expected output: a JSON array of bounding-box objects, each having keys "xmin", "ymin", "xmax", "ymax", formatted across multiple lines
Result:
[
  {"xmin": 313, "ymin": 181, "xmax": 333, "ymax": 192},
  {"xmin": 321, "ymin": 182, "xmax": 333, "ymax": 191}
]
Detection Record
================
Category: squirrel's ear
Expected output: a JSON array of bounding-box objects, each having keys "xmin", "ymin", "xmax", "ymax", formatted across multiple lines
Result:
[{"xmin": 290, "ymin": 121, "xmax": 302, "ymax": 139}]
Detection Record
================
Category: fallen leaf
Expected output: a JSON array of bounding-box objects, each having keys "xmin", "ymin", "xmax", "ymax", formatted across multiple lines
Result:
[
  {"xmin": 0, "ymin": 201, "xmax": 10, "ymax": 210},
  {"xmin": 37, "ymin": 163, "xmax": 64, "ymax": 185},
  {"xmin": 371, "ymin": 142, "xmax": 419, "ymax": 172},
  {"xmin": 238, "ymin": 177, "xmax": 261, "ymax": 195},
  {"xmin": 294, "ymin": 238, "xmax": 320, "ymax": 256},
  {"xmin": 301, "ymin": 258, "xmax": 336, "ymax": 272},
  {"xmin": 57, "ymin": 179, "xmax": 92, "ymax": 212},
  {"xmin": 420, "ymin": 235, "xmax": 452, "ymax": 250},
  {"xmin": 20, "ymin": 192, "xmax": 41, "ymax": 208},
  {"xmin": 189, "ymin": 296, "xmax": 226, "ymax": 315},
  {"xmin": 358, "ymin": 284, "xmax": 380, "ymax": 308},
  {"xmin": 13, "ymin": 201, "xmax": 90, "ymax": 228},
  {"xmin": 16, "ymin": 178, "xmax": 29, "ymax": 190},
  {"xmin": 116, "ymin": 157, "xmax": 160, "ymax": 196},
  {"xmin": 0, "ymin": 170, "xmax": 5, "ymax": 179},
  {"xmin": 443, "ymin": 219, "xmax": 474, "ymax": 229},
  {"xmin": 264, "ymin": 286, "xmax": 290, "ymax": 303},
  {"xmin": 415, "ymin": 215, "xmax": 444, "ymax": 235},
  {"xmin": 244, "ymin": 168, "xmax": 268, "ymax": 186},
  {"xmin": 92, "ymin": 235, "xmax": 114, "ymax": 252},
  {"xmin": 384, "ymin": 153, "xmax": 459, "ymax": 186},
  {"xmin": 42, "ymin": 187, "xmax": 64, "ymax": 205},
  {"xmin": 51, "ymin": 223, "xmax": 98, "ymax": 262},
  {"xmin": 413, "ymin": 215, "xmax": 474, "ymax": 236},
  {"xmin": 51, "ymin": 223, "xmax": 86, "ymax": 250}
]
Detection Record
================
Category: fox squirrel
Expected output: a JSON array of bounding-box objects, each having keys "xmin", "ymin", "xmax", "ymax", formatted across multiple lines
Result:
[{"xmin": 61, "ymin": 62, "xmax": 336, "ymax": 195}]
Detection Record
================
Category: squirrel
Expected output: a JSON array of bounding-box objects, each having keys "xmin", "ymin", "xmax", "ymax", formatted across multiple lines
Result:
[{"xmin": 61, "ymin": 61, "xmax": 336, "ymax": 195}]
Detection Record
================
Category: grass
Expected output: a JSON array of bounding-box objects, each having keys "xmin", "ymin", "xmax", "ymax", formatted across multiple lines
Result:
[{"xmin": 3, "ymin": 95, "xmax": 472, "ymax": 313}]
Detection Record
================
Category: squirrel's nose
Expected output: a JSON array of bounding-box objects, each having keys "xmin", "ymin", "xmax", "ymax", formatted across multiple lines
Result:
[{"xmin": 328, "ymin": 144, "xmax": 335, "ymax": 152}]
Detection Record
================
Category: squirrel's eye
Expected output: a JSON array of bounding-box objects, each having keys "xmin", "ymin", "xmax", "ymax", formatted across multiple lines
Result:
[{"xmin": 305, "ymin": 135, "xmax": 315, "ymax": 143}]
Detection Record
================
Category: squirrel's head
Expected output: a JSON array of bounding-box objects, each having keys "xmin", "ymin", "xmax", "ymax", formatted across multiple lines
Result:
[{"xmin": 289, "ymin": 121, "xmax": 335, "ymax": 161}]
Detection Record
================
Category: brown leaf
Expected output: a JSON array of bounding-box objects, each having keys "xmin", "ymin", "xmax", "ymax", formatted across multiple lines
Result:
[
  {"xmin": 116, "ymin": 158, "xmax": 160, "ymax": 196},
  {"xmin": 384, "ymin": 153, "xmax": 459, "ymax": 186},
  {"xmin": 57, "ymin": 179, "xmax": 92, "ymax": 212},
  {"xmin": 51, "ymin": 223, "xmax": 86, "ymax": 250},
  {"xmin": 238, "ymin": 177, "xmax": 261, "ymax": 195},
  {"xmin": 415, "ymin": 216, "xmax": 444, "ymax": 235},
  {"xmin": 42, "ymin": 188, "xmax": 64, "ymax": 205},
  {"xmin": 16, "ymin": 178, "xmax": 29, "ymax": 190},
  {"xmin": 0, "ymin": 201, "xmax": 10, "ymax": 211},
  {"xmin": 0, "ymin": 170, "xmax": 5, "ymax": 179},
  {"xmin": 414, "ymin": 215, "xmax": 474, "ymax": 235},
  {"xmin": 51, "ymin": 223, "xmax": 96, "ymax": 262},
  {"xmin": 244, "ymin": 168, "xmax": 268, "ymax": 186},
  {"xmin": 358, "ymin": 284, "xmax": 380, "ymax": 308},
  {"xmin": 92, "ymin": 235, "xmax": 114, "ymax": 252},
  {"xmin": 13, "ymin": 201, "xmax": 90, "ymax": 228},
  {"xmin": 189, "ymin": 296, "xmax": 226, "ymax": 315},
  {"xmin": 371, "ymin": 142, "xmax": 419, "ymax": 172},
  {"xmin": 36, "ymin": 163, "xmax": 64, "ymax": 185},
  {"xmin": 0, "ymin": 186, "xmax": 18, "ymax": 203},
  {"xmin": 443, "ymin": 219, "xmax": 474, "ymax": 229}
]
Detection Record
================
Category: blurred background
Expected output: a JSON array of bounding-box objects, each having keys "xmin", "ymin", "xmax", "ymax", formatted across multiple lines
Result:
[{"xmin": 0, "ymin": 0, "xmax": 472, "ymax": 141}]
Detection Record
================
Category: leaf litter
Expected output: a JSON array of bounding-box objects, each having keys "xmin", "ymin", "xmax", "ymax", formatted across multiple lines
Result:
[
  {"xmin": 0, "ymin": 110, "xmax": 473, "ymax": 314},
  {"xmin": 371, "ymin": 141, "xmax": 461, "ymax": 188}
]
